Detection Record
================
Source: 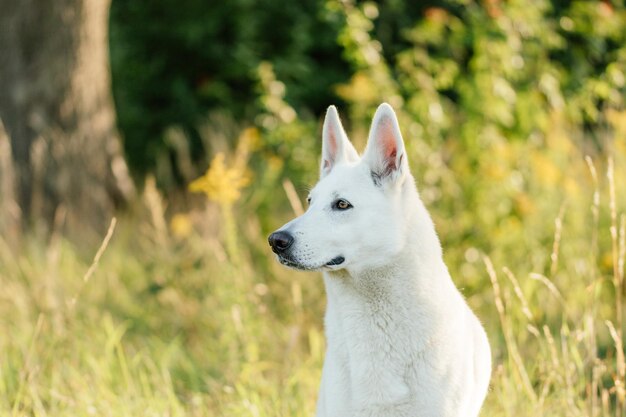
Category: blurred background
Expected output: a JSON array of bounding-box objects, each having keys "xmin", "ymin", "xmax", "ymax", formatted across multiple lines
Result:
[{"xmin": 1, "ymin": 0, "xmax": 626, "ymax": 415}]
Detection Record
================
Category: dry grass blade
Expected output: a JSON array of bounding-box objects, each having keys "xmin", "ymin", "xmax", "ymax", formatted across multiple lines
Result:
[
  {"xmin": 144, "ymin": 176, "xmax": 168, "ymax": 245},
  {"xmin": 607, "ymin": 158, "xmax": 625, "ymax": 414},
  {"xmin": 530, "ymin": 273, "xmax": 567, "ymax": 312},
  {"xmin": 607, "ymin": 158, "xmax": 622, "ymax": 294},
  {"xmin": 608, "ymin": 158, "xmax": 617, "ymax": 245},
  {"xmin": 543, "ymin": 325, "xmax": 560, "ymax": 370},
  {"xmin": 602, "ymin": 388, "xmax": 610, "ymax": 416},
  {"xmin": 617, "ymin": 214, "xmax": 626, "ymax": 294},
  {"xmin": 83, "ymin": 217, "xmax": 118, "ymax": 283},
  {"xmin": 605, "ymin": 320, "xmax": 625, "ymax": 413},
  {"xmin": 592, "ymin": 363, "xmax": 602, "ymax": 417},
  {"xmin": 585, "ymin": 156, "xmax": 600, "ymax": 255},
  {"xmin": 282, "ymin": 179, "xmax": 305, "ymax": 217},
  {"xmin": 502, "ymin": 267, "xmax": 540, "ymax": 337},
  {"xmin": 607, "ymin": 157, "xmax": 625, "ymax": 416},
  {"xmin": 550, "ymin": 204, "xmax": 566, "ymax": 276},
  {"xmin": 559, "ymin": 325, "xmax": 577, "ymax": 413},
  {"xmin": 484, "ymin": 256, "xmax": 506, "ymax": 321},
  {"xmin": 68, "ymin": 217, "xmax": 117, "ymax": 308},
  {"xmin": 484, "ymin": 255, "xmax": 538, "ymax": 403}
]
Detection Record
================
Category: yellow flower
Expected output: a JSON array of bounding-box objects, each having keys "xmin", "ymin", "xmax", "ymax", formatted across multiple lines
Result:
[
  {"xmin": 189, "ymin": 152, "xmax": 250, "ymax": 206},
  {"xmin": 170, "ymin": 213, "xmax": 193, "ymax": 239}
]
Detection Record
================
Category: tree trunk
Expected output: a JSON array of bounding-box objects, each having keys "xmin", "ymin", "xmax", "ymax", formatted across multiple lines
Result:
[{"xmin": 0, "ymin": 0, "xmax": 134, "ymax": 241}]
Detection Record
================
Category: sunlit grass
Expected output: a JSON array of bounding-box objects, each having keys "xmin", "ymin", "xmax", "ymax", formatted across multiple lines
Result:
[{"xmin": 1, "ymin": 127, "xmax": 625, "ymax": 416}]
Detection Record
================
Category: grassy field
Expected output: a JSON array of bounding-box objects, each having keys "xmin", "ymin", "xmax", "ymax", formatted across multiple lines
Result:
[{"xmin": 2, "ymin": 121, "xmax": 626, "ymax": 416}]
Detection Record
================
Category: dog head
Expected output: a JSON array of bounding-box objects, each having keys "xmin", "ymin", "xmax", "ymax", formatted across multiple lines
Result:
[{"xmin": 268, "ymin": 103, "xmax": 414, "ymax": 274}]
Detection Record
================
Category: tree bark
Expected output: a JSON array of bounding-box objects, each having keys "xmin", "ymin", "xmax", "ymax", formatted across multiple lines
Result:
[{"xmin": 0, "ymin": 0, "xmax": 134, "ymax": 240}]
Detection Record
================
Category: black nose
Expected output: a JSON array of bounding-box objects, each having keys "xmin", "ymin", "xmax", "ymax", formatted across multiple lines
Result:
[{"xmin": 268, "ymin": 231, "xmax": 294, "ymax": 254}]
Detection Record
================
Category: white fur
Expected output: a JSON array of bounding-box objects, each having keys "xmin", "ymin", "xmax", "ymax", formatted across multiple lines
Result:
[{"xmin": 272, "ymin": 103, "xmax": 491, "ymax": 417}]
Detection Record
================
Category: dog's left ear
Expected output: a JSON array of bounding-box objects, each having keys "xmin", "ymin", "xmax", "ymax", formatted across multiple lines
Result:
[{"xmin": 363, "ymin": 103, "xmax": 407, "ymax": 186}]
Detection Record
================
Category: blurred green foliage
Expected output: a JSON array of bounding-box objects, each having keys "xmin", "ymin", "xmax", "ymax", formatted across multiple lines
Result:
[
  {"xmin": 109, "ymin": 0, "xmax": 350, "ymax": 177},
  {"xmin": 110, "ymin": 0, "xmax": 625, "ymax": 185}
]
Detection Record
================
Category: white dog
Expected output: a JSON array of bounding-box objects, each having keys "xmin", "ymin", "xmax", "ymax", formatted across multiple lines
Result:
[{"xmin": 269, "ymin": 103, "xmax": 491, "ymax": 417}]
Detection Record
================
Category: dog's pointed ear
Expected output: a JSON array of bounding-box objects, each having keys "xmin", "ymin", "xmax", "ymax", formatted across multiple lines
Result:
[
  {"xmin": 363, "ymin": 103, "xmax": 408, "ymax": 186},
  {"xmin": 321, "ymin": 105, "xmax": 358, "ymax": 178}
]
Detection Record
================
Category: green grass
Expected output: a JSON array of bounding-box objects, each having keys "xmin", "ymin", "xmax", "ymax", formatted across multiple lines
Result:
[{"xmin": 2, "ymin": 141, "xmax": 626, "ymax": 416}]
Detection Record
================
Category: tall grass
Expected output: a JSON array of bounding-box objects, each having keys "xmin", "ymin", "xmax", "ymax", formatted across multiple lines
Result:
[
  {"xmin": 482, "ymin": 155, "xmax": 626, "ymax": 417},
  {"xmin": 1, "ymin": 124, "xmax": 625, "ymax": 416}
]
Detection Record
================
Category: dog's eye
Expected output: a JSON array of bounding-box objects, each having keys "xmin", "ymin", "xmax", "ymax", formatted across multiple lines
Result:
[
  {"xmin": 333, "ymin": 199, "xmax": 352, "ymax": 210},
  {"xmin": 306, "ymin": 196, "xmax": 311, "ymax": 205}
]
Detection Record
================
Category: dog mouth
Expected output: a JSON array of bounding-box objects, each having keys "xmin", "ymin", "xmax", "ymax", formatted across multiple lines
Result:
[
  {"xmin": 325, "ymin": 256, "xmax": 345, "ymax": 267},
  {"xmin": 277, "ymin": 255, "xmax": 310, "ymax": 271},
  {"xmin": 277, "ymin": 255, "xmax": 345, "ymax": 270}
]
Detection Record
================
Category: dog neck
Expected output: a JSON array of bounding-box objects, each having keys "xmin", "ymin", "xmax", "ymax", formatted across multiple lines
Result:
[{"xmin": 325, "ymin": 245, "xmax": 449, "ymax": 303}]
